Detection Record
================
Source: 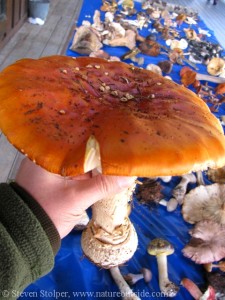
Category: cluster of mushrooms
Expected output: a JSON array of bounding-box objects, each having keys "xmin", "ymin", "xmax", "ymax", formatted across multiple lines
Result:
[
  {"xmin": 1, "ymin": 0, "xmax": 225, "ymax": 299},
  {"xmin": 71, "ymin": 0, "xmax": 225, "ymax": 298}
]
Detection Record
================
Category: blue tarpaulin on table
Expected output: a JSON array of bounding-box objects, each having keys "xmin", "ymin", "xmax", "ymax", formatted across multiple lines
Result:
[{"xmin": 20, "ymin": 0, "xmax": 225, "ymax": 299}]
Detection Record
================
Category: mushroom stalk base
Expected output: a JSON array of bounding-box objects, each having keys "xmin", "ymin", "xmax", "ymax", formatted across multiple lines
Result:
[
  {"xmin": 156, "ymin": 254, "xmax": 179, "ymax": 297},
  {"xmin": 81, "ymin": 185, "xmax": 138, "ymax": 268},
  {"xmin": 110, "ymin": 267, "xmax": 141, "ymax": 300}
]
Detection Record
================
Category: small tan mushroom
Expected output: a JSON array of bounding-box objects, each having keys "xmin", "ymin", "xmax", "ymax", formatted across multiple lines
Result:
[
  {"xmin": 207, "ymin": 58, "xmax": 225, "ymax": 76},
  {"xmin": 108, "ymin": 29, "xmax": 136, "ymax": 49},
  {"xmin": 184, "ymin": 28, "xmax": 198, "ymax": 40},
  {"xmin": 182, "ymin": 183, "xmax": 225, "ymax": 225}
]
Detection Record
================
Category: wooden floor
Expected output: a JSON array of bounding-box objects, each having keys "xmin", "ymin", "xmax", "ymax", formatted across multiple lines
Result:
[
  {"xmin": 0, "ymin": 0, "xmax": 83, "ymax": 183},
  {"xmin": 0, "ymin": 0, "xmax": 224, "ymax": 182}
]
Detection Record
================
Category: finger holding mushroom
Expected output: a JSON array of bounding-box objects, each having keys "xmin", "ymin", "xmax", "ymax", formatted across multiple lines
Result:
[{"xmin": 147, "ymin": 238, "xmax": 179, "ymax": 297}]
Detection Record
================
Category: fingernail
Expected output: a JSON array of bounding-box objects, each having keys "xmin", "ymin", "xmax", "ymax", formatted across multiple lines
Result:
[{"xmin": 119, "ymin": 176, "xmax": 137, "ymax": 188}]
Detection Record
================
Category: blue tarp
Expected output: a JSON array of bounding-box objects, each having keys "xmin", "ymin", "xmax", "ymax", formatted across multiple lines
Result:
[{"xmin": 20, "ymin": 0, "xmax": 225, "ymax": 299}]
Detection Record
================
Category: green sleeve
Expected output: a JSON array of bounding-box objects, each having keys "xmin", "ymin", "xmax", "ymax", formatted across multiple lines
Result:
[{"xmin": 0, "ymin": 183, "xmax": 61, "ymax": 298}]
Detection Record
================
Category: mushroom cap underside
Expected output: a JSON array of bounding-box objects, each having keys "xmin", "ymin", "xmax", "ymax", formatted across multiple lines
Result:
[{"xmin": 0, "ymin": 55, "xmax": 225, "ymax": 177}]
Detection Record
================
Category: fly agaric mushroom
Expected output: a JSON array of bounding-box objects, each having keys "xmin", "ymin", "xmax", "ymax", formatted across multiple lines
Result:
[
  {"xmin": 147, "ymin": 238, "xmax": 179, "ymax": 297},
  {"xmin": 182, "ymin": 184, "xmax": 225, "ymax": 225},
  {"xmin": 0, "ymin": 56, "xmax": 225, "ymax": 269}
]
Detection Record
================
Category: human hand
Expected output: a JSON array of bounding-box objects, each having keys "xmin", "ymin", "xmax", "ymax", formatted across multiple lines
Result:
[{"xmin": 15, "ymin": 158, "xmax": 135, "ymax": 238}]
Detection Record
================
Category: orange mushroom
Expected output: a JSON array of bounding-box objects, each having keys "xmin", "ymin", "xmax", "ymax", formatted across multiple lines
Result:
[
  {"xmin": 180, "ymin": 66, "xmax": 225, "ymax": 86},
  {"xmin": 0, "ymin": 55, "xmax": 225, "ymax": 268}
]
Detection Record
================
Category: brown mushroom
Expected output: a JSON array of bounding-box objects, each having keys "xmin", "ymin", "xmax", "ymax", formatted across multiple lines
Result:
[
  {"xmin": 180, "ymin": 66, "xmax": 225, "ymax": 86},
  {"xmin": 0, "ymin": 56, "xmax": 225, "ymax": 269},
  {"xmin": 157, "ymin": 60, "xmax": 173, "ymax": 74},
  {"xmin": 207, "ymin": 166, "xmax": 225, "ymax": 184},
  {"xmin": 138, "ymin": 40, "xmax": 160, "ymax": 56}
]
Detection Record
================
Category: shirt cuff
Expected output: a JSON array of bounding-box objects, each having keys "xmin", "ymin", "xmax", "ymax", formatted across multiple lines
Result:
[{"xmin": 10, "ymin": 182, "xmax": 61, "ymax": 255}]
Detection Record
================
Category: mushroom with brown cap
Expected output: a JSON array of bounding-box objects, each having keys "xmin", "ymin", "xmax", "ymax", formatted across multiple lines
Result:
[
  {"xmin": 182, "ymin": 220, "xmax": 225, "ymax": 264},
  {"xmin": 204, "ymin": 261, "xmax": 225, "ymax": 272},
  {"xmin": 180, "ymin": 66, "xmax": 225, "ymax": 86},
  {"xmin": 182, "ymin": 183, "xmax": 225, "ymax": 225},
  {"xmin": 147, "ymin": 238, "xmax": 179, "ymax": 297},
  {"xmin": 0, "ymin": 56, "xmax": 225, "ymax": 270}
]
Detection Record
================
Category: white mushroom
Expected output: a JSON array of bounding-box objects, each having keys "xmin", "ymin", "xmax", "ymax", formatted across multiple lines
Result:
[
  {"xmin": 159, "ymin": 198, "xmax": 179, "ymax": 212},
  {"xmin": 146, "ymin": 64, "xmax": 162, "ymax": 76},
  {"xmin": 207, "ymin": 58, "xmax": 225, "ymax": 76},
  {"xmin": 123, "ymin": 268, "xmax": 152, "ymax": 285},
  {"xmin": 182, "ymin": 183, "xmax": 225, "ymax": 225}
]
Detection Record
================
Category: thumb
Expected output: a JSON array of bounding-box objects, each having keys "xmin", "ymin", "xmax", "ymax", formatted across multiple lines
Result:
[{"xmin": 74, "ymin": 174, "xmax": 136, "ymax": 210}]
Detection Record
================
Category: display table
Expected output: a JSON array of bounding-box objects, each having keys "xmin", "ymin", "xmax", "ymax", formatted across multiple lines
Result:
[{"xmin": 20, "ymin": 0, "xmax": 225, "ymax": 299}]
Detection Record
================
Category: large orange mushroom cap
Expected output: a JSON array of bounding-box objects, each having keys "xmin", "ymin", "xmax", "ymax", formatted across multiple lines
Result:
[{"xmin": 0, "ymin": 55, "xmax": 225, "ymax": 177}]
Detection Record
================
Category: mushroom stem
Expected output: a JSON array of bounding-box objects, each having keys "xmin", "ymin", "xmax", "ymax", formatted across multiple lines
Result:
[
  {"xmin": 82, "ymin": 135, "xmax": 138, "ymax": 268},
  {"xmin": 172, "ymin": 173, "xmax": 196, "ymax": 205},
  {"xmin": 181, "ymin": 278, "xmax": 203, "ymax": 299},
  {"xmin": 156, "ymin": 254, "xmax": 179, "ymax": 297},
  {"xmin": 196, "ymin": 170, "xmax": 205, "ymax": 185},
  {"xmin": 110, "ymin": 266, "xmax": 141, "ymax": 300},
  {"xmin": 81, "ymin": 184, "xmax": 138, "ymax": 268},
  {"xmin": 196, "ymin": 73, "xmax": 225, "ymax": 84}
]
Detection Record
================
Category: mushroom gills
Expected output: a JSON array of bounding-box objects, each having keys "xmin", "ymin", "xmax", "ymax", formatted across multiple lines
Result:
[{"xmin": 84, "ymin": 135, "xmax": 102, "ymax": 173}]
